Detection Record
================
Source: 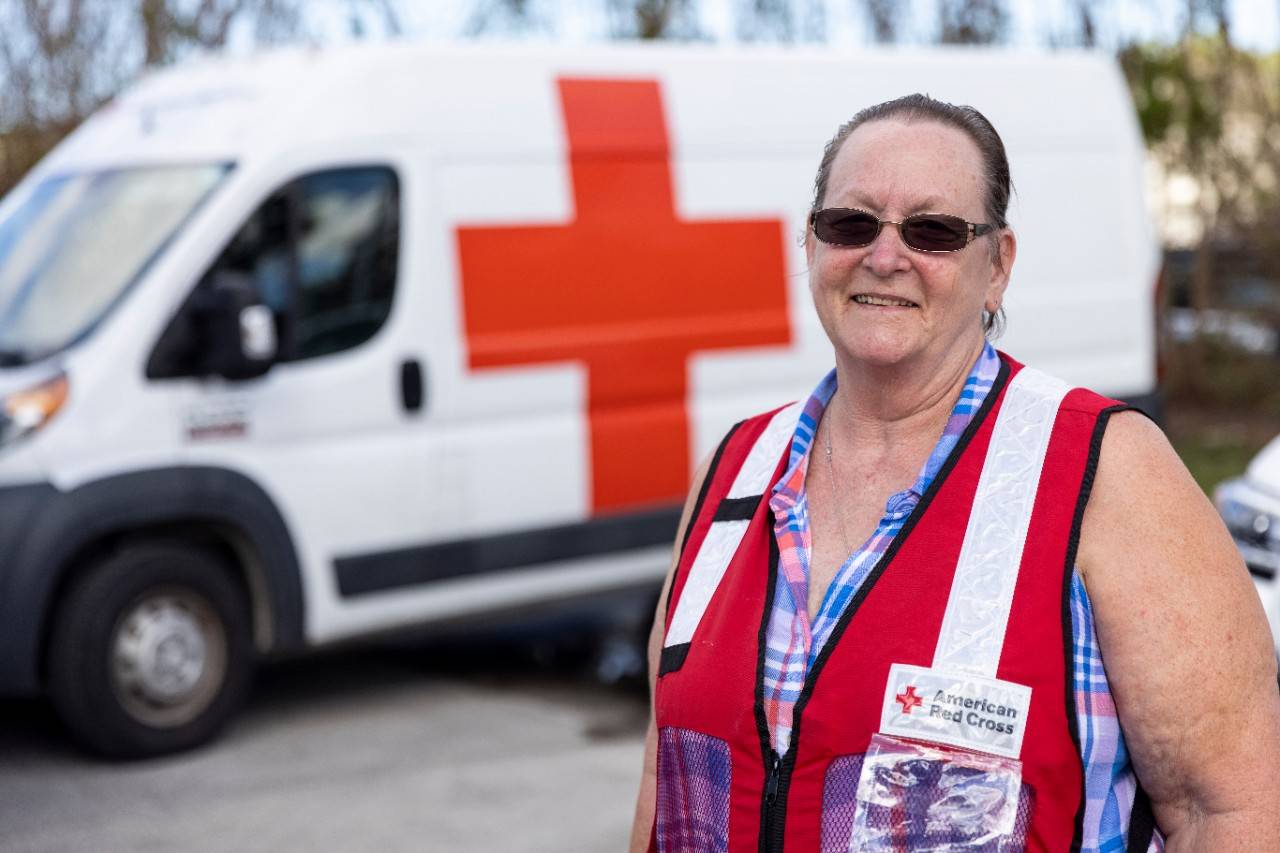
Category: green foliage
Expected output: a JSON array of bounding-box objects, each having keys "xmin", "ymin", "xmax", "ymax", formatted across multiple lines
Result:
[
  {"xmin": 1164, "ymin": 344, "xmax": 1278, "ymax": 496},
  {"xmin": 1118, "ymin": 38, "xmax": 1224, "ymax": 151},
  {"xmin": 1165, "ymin": 338, "xmax": 1280, "ymax": 415},
  {"xmin": 1169, "ymin": 427, "xmax": 1267, "ymax": 494}
]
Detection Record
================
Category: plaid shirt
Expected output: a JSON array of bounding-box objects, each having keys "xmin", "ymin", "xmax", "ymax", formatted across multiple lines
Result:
[{"xmin": 761, "ymin": 343, "xmax": 1163, "ymax": 851}]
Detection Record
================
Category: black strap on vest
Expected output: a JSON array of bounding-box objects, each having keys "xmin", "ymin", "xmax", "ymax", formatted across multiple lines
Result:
[
  {"xmin": 658, "ymin": 492, "xmax": 766, "ymax": 677},
  {"xmin": 665, "ymin": 420, "xmax": 745, "ymax": 629},
  {"xmin": 659, "ymin": 643, "xmax": 691, "ymax": 675},
  {"xmin": 713, "ymin": 494, "xmax": 762, "ymax": 522}
]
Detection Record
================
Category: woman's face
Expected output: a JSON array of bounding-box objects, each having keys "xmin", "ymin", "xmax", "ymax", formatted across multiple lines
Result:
[{"xmin": 805, "ymin": 119, "xmax": 1014, "ymax": 372}]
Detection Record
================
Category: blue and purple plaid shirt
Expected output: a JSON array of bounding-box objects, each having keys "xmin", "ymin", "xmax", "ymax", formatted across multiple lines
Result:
[{"xmin": 761, "ymin": 343, "xmax": 1162, "ymax": 852}]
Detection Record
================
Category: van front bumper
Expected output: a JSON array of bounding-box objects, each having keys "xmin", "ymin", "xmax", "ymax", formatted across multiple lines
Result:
[{"xmin": 0, "ymin": 481, "xmax": 67, "ymax": 694}]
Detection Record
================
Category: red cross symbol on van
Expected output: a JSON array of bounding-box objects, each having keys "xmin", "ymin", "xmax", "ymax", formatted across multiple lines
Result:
[{"xmin": 457, "ymin": 78, "xmax": 791, "ymax": 512}]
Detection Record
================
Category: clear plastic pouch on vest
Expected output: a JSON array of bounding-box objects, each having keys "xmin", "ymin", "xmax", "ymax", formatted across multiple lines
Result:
[{"xmin": 848, "ymin": 734, "xmax": 1023, "ymax": 852}]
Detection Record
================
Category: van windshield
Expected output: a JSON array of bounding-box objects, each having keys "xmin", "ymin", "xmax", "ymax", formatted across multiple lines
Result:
[{"xmin": 0, "ymin": 164, "xmax": 229, "ymax": 366}]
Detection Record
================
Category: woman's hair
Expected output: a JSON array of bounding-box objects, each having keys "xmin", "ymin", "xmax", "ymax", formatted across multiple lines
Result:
[{"xmin": 810, "ymin": 93, "xmax": 1013, "ymax": 336}]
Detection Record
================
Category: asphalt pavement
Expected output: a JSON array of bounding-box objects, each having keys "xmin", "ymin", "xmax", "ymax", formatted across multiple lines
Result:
[{"xmin": 0, "ymin": 639, "xmax": 649, "ymax": 853}]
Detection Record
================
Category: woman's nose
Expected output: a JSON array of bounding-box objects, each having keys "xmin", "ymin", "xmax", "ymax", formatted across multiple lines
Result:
[{"xmin": 861, "ymin": 223, "xmax": 911, "ymax": 276}]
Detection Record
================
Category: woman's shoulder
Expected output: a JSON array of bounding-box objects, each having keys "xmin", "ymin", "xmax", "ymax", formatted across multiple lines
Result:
[{"xmin": 1077, "ymin": 406, "xmax": 1218, "ymax": 585}]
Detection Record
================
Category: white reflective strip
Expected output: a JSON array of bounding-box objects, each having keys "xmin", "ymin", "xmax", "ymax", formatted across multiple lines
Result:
[
  {"xmin": 932, "ymin": 367, "xmax": 1071, "ymax": 678},
  {"xmin": 665, "ymin": 519, "xmax": 749, "ymax": 646},
  {"xmin": 664, "ymin": 401, "xmax": 801, "ymax": 649},
  {"xmin": 727, "ymin": 402, "xmax": 803, "ymax": 499}
]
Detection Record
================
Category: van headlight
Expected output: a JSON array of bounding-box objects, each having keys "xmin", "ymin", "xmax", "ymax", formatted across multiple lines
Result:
[
  {"xmin": 0, "ymin": 373, "xmax": 69, "ymax": 448},
  {"xmin": 1215, "ymin": 478, "xmax": 1280, "ymax": 578}
]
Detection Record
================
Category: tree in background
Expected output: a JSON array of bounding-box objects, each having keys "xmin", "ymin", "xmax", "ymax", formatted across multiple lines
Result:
[
  {"xmin": 1120, "ymin": 2, "xmax": 1280, "ymax": 396},
  {"xmin": 938, "ymin": 0, "xmax": 1009, "ymax": 45},
  {"xmin": 0, "ymin": 0, "xmax": 304, "ymax": 195},
  {"xmin": 611, "ymin": 0, "xmax": 703, "ymax": 39},
  {"xmin": 860, "ymin": 0, "xmax": 902, "ymax": 44}
]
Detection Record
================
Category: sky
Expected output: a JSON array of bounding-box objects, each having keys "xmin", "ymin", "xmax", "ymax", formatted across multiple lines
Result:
[{"xmin": 302, "ymin": 0, "xmax": 1280, "ymax": 53}]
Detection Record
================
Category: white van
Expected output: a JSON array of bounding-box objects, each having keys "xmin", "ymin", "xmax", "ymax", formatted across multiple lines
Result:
[
  {"xmin": 1216, "ymin": 439, "xmax": 1280, "ymax": 651},
  {"xmin": 0, "ymin": 42, "xmax": 1159, "ymax": 757}
]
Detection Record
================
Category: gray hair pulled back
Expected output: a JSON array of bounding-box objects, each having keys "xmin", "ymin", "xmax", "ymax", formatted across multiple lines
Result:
[{"xmin": 811, "ymin": 93, "xmax": 1012, "ymax": 337}]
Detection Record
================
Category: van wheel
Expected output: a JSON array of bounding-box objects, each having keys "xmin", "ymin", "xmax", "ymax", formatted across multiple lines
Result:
[{"xmin": 47, "ymin": 544, "xmax": 254, "ymax": 759}]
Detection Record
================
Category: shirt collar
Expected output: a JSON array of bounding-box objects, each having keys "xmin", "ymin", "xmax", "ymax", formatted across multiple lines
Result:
[{"xmin": 770, "ymin": 342, "xmax": 1000, "ymax": 507}]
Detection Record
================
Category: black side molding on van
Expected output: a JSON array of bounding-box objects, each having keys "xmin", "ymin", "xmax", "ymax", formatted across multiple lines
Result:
[{"xmin": 334, "ymin": 505, "xmax": 683, "ymax": 598}]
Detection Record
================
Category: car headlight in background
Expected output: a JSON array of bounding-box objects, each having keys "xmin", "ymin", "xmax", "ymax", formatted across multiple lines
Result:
[
  {"xmin": 0, "ymin": 372, "xmax": 69, "ymax": 449},
  {"xmin": 1215, "ymin": 478, "xmax": 1280, "ymax": 580}
]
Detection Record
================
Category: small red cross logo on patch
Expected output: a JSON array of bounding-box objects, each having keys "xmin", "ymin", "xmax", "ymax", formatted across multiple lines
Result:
[{"xmin": 896, "ymin": 685, "xmax": 923, "ymax": 714}]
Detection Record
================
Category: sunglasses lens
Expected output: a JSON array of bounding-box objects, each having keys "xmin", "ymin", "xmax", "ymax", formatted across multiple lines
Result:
[
  {"xmin": 902, "ymin": 215, "xmax": 968, "ymax": 251},
  {"xmin": 814, "ymin": 210, "xmax": 879, "ymax": 246}
]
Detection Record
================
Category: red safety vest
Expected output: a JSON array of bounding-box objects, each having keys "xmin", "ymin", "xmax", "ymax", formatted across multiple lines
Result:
[{"xmin": 652, "ymin": 353, "xmax": 1153, "ymax": 853}]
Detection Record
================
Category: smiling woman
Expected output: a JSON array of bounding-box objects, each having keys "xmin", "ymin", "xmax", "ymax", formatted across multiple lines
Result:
[{"xmin": 632, "ymin": 94, "xmax": 1280, "ymax": 853}]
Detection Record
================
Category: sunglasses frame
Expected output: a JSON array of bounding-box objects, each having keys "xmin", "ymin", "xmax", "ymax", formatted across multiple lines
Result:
[{"xmin": 809, "ymin": 207, "xmax": 996, "ymax": 254}]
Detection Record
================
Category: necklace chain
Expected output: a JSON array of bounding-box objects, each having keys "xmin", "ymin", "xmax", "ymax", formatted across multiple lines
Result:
[{"xmin": 822, "ymin": 416, "xmax": 853, "ymax": 555}]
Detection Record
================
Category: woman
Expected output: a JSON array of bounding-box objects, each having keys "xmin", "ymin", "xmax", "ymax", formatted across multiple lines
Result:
[{"xmin": 630, "ymin": 94, "xmax": 1280, "ymax": 852}]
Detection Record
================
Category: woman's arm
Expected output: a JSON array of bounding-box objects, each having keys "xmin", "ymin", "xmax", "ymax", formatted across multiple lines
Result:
[
  {"xmin": 1078, "ymin": 411, "xmax": 1280, "ymax": 850},
  {"xmin": 628, "ymin": 454, "xmax": 712, "ymax": 853}
]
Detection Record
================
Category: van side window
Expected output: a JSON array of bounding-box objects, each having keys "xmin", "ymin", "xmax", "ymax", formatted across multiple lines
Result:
[
  {"xmin": 291, "ymin": 168, "xmax": 399, "ymax": 360},
  {"xmin": 146, "ymin": 166, "xmax": 399, "ymax": 378}
]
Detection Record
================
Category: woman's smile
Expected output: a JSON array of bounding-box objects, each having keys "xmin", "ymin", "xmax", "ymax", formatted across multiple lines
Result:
[{"xmin": 850, "ymin": 292, "xmax": 919, "ymax": 309}]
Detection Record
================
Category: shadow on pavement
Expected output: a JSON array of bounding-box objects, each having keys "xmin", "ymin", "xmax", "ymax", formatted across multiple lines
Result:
[{"xmin": 0, "ymin": 627, "xmax": 650, "ymax": 763}]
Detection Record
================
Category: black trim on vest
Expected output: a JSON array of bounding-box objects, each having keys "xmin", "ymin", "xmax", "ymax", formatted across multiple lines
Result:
[
  {"xmin": 659, "ymin": 643, "xmax": 692, "ymax": 676},
  {"xmin": 1126, "ymin": 786, "xmax": 1157, "ymax": 852},
  {"xmin": 755, "ymin": 356, "xmax": 1013, "ymax": 853},
  {"xmin": 1062, "ymin": 404, "xmax": 1135, "ymax": 852},
  {"xmin": 715, "ymin": 495, "xmax": 763, "ymax": 522},
  {"xmin": 666, "ymin": 420, "xmax": 746, "ymax": 629},
  {"xmin": 755, "ymin": 529, "xmax": 783, "ymax": 853}
]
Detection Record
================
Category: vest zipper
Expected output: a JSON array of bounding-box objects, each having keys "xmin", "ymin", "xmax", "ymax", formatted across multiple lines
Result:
[
  {"xmin": 764, "ymin": 750, "xmax": 781, "ymax": 804},
  {"xmin": 762, "ymin": 749, "xmax": 783, "ymax": 852}
]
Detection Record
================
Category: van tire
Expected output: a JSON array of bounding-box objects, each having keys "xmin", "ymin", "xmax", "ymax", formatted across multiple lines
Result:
[{"xmin": 47, "ymin": 543, "xmax": 254, "ymax": 759}]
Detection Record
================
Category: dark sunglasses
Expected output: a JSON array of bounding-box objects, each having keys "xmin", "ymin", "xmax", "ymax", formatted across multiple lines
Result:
[{"xmin": 810, "ymin": 208, "xmax": 996, "ymax": 253}]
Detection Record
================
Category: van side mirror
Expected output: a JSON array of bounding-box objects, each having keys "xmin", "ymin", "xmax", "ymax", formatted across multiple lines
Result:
[{"xmin": 200, "ymin": 272, "xmax": 277, "ymax": 380}]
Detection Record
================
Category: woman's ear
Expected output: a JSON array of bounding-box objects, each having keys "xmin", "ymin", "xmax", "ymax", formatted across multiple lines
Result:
[{"xmin": 986, "ymin": 228, "xmax": 1016, "ymax": 312}]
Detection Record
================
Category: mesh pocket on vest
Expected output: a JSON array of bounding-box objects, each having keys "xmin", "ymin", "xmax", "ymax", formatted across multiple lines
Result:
[
  {"xmin": 656, "ymin": 727, "xmax": 731, "ymax": 853},
  {"xmin": 821, "ymin": 754, "xmax": 1037, "ymax": 852},
  {"xmin": 822, "ymin": 754, "xmax": 867, "ymax": 852}
]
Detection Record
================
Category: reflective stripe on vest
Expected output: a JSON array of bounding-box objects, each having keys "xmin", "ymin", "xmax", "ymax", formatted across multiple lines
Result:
[
  {"xmin": 662, "ymin": 401, "xmax": 802, "ymax": 670},
  {"xmin": 933, "ymin": 366, "xmax": 1071, "ymax": 677}
]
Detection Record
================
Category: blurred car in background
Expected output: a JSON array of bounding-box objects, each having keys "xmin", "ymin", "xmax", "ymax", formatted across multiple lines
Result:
[
  {"xmin": 1163, "ymin": 246, "xmax": 1280, "ymax": 358},
  {"xmin": 1216, "ymin": 436, "xmax": 1280, "ymax": 652},
  {"xmin": 0, "ymin": 42, "xmax": 1159, "ymax": 758}
]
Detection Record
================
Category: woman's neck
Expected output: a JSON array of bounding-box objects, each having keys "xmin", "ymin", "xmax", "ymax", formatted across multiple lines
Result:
[{"xmin": 827, "ymin": 337, "xmax": 986, "ymax": 454}]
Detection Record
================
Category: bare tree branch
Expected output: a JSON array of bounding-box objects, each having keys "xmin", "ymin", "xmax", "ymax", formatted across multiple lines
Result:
[
  {"xmin": 605, "ymin": 0, "xmax": 699, "ymax": 40},
  {"xmin": 859, "ymin": 0, "xmax": 900, "ymax": 44},
  {"xmin": 937, "ymin": 0, "xmax": 1009, "ymax": 45}
]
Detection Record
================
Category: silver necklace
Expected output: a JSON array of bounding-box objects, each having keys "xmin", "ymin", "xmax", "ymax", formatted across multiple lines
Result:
[{"xmin": 822, "ymin": 415, "xmax": 853, "ymax": 555}]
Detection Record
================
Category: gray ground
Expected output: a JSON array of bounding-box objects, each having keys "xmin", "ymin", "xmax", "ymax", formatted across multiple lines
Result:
[{"xmin": 0, "ymin": 640, "xmax": 649, "ymax": 853}]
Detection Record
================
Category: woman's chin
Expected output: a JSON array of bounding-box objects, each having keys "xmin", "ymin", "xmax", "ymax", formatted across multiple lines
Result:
[{"xmin": 836, "ymin": 334, "xmax": 922, "ymax": 369}]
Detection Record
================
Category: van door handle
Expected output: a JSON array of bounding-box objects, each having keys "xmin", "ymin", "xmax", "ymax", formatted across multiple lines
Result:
[{"xmin": 400, "ymin": 359, "xmax": 425, "ymax": 413}]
